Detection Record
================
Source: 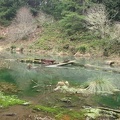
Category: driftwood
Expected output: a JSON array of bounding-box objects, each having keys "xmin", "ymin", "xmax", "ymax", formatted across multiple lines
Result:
[
  {"xmin": 19, "ymin": 59, "xmax": 120, "ymax": 74},
  {"xmin": 83, "ymin": 64, "xmax": 120, "ymax": 74},
  {"xmin": 105, "ymin": 60, "xmax": 120, "ymax": 67},
  {"xmin": 19, "ymin": 59, "xmax": 42, "ymax": 64},
  {"xmin": 41, "ymin": 59, "xmax": 56, "ymax": 64},
  {"xmin": 105, "ymin": 60, "xmax": 115, "ymax": 66},
  {"xmin": 55, "ymin": 61, "xmax": 120, "ymax": 74},
  {"xmin": 56, "ymin": 60, "xmax": 75, "ymax": 66},
  {"xmin": 19, "ymin": 59, "xmax": 56, "ymax": 65}
]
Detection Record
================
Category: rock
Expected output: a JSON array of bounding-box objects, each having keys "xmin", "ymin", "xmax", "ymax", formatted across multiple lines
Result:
[
  {"xmin": 60, "ymin": 97, "xmax": 71, "ymax": 103},
  {"xmin": 56, "ymin": 81, "xmax": 69, "ymax": 87},
  {"xmin": 22, "ymin": 102, "xmax": 31, "ymax": 106}
]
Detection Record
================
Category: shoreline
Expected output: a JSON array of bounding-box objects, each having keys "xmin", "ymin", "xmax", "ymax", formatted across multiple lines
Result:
[{"xmin": 0, "ymin": 44, "xmax": 119, "ymax": 61}]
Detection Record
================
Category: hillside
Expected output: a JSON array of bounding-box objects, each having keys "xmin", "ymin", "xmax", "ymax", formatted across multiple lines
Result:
[{"xmin": 0, "ymin": 0, "xmax": 120, "ymax": 57}]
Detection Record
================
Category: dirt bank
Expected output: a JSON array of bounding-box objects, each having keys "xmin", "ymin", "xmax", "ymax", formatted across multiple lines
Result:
[{"xmin": 0, "ymin": 105, "xmax": 54, "ymax": 120}]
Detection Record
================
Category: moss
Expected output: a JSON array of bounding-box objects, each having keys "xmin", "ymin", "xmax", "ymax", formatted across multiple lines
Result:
[
  {"xmin": 34, "ymin": 105, "xmax": 62, "ymax": 114},
  {"xmin": 76, "ymin": 45, "xmax": 88, "ymax": 54},
  {"xmin": 33, "ymin": 105, "xmax": 85, "ymax": 120},
  {"xmin": 0, "ymin": 92, "xmax": 26, "ymax": 108},
  {"xmin": 10, "ymin": 45, "xmax": 16, "ymax": 50}
]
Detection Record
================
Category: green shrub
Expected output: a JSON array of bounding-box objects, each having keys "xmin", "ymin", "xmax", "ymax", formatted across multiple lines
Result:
[
  {"xmin": 60, "ymin": 12, "xmax": 86, "ymax": 36},
  {"xmin": 10, "ymin": 45, "xmax": 16, "ymax": 49},
  {"xmin": 77, "ymin": 45, "xmax": 87, "ymax": 53}
]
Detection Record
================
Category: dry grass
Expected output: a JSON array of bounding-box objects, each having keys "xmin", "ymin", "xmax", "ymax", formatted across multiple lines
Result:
[{"xmin": 86, "ymin": 79, "xmax": 119, "ymax": 94}]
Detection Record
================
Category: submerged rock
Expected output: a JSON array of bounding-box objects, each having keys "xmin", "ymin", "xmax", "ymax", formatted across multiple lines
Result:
[
  {"xmin": 22, "ymin": 102, "xmax": 31, "ymax": 106},
  {"xmin": 0, "ymin": 82, "xmax": 18, "ymax": 94},
  {"xmin": 54, "ymin": 80, "xmax": 120, "ymax": 95},
  {"xmin": 54, "ymin": 81, "xmax": 87, "ymax": 94}
]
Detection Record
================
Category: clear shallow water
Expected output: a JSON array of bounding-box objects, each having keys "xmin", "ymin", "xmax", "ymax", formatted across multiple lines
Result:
[{"xmin": 0, "ymin": 52, "xmax": 120, "ymax": 108}]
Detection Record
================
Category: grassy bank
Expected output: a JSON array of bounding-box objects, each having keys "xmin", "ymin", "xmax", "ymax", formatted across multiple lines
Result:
[{"xmin": 28, "ymin": 22, "xmax": 117, "ymax": 57}]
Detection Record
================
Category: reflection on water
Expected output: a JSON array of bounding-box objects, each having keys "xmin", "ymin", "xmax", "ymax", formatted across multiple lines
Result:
[{"xmin": 0, "ymin": 52, "xmax": 120, "ymax": 108}]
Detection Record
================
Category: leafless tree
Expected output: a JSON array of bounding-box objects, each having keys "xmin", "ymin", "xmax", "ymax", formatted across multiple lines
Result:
[
  {"xmin": 85, "ymin": 4, "xmax": 110, "ymax": 39},
  {"xmin": 110, "ymin": 22, "xmax": 120, "ymax": 42},
  {"xmin": 8, "ymin": 7, "xmax": 37, "ymax": 41},
  {"xmin": 36, "ymin": 11, "xmax": 54, "ymax": 25}
]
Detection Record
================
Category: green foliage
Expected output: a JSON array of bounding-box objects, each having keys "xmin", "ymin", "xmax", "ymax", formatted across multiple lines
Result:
[
  {"xmin": 89, "ymin": 39, "xmax": 107, "ymax": 49},
  {"xmin": 60, "ymin": 12, "xmax": 86, "ymax": 36},
  {"xmin": 77, "ymin": 45, "xmax": 87, "ymax": 53},
  {"xmin": 27, "ymin": 0, "xmax": 41, "ymax": 8},
  {"xmin": 34, "ymin": 21, "xmax": 107, "ymax": 52},
  {"xmin": 105, "ymin": 39, "xmax": 120, "ymax": 55},
  {"xmin": 104, "ymin": 0, "xmax": 120, "ymax": 21},
  {"xmin": 41, "ymin": 0, "xmax": 90, "ymax": 20},
  {"xmin": 10, "ymin": 45, "xmax": 16, "ymax": 48},
  {"xmin": 0, "ymin": 0, "xmax": 119, "ymax": 56},
  {"xmin": 34, "ymin": 105, "xmax": 61, "ymax": 114},
  {"xmin": 0, "ymin": 0, "xmax": 119, "ymax": 26},
  {"xmin": 34, "ymin": 22, "xmax": 65, "ymax": 50},
  {"xmin": 30, "ymin": 7, "xmax": 39, "ymax": 16},
  {"xmin": 34, "ymin": 105, "xmax": 85, "ymax": 119},
  {"xmin": 0, "ymin": 92, "xmax": 25, "ymax": 107},
  {"xmin": 0, "ymin": 0, "xmax": 25, "ymax": 25},
  {"xmin": 41, "ymin": 0, "xmax": 64, "ymax": 19}
]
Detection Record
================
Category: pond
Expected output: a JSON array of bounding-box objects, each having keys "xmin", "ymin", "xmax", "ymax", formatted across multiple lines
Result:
[{"xmin": 0, "ymin": 51, "xmax": 120, "ymax": 110}]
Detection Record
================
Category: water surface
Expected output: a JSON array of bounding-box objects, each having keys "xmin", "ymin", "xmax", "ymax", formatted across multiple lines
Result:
[{"xmin": 0, "ymin": 51, "xmax": 120, "ymax": 109}]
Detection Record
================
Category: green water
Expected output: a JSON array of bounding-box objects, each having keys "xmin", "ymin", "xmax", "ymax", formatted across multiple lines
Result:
[{"xmin": 0, "ymin": 52, "xmax": 120, "ymax": 109}]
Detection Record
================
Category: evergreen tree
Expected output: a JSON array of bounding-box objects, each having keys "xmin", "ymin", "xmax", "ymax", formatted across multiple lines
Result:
[{"xmin": 0, "ymin": 0, "xmax": 25, "ymax": 25}]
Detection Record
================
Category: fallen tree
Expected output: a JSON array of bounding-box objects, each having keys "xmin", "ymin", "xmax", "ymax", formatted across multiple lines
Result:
[{"xmin": 19, "ymin": 59, "xmax": 120, "ymax": 74}]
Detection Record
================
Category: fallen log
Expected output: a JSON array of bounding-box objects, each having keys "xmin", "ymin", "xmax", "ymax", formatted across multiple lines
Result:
[
  {"xmin": 19, "ymin": 59, "xmax": 120, "ymax": 74},
  {"xmin": 56, "ymin": 60, "xmax": 76, "ymax": 66},
  {"xmin": 19, "ymin": 59, "xmax": 42, "ymax": 64},
  {"xmin": 41, "ymin": 59, "xmax": 56, "ymax": 64},
  {"xmin": 105, "ymin": 60, "xmax": 115, "ymax": 66},
  {"xmin": 19, "ymin": 58, "xmax": 56, "ymax": 65},
  {"xmin": 83, "ymin": 64, "xmax": 120, "ymax": 74},
  {"xmin": 105, "ymin": 60, "xmax": 120, "ymax": 67},
  {"xmin": 55, "ymin": 61, "xmax": 120, "ymax": 74}
]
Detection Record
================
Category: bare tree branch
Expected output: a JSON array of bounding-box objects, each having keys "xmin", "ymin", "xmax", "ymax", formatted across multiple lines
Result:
[
  {"xmin": 8, "ymin": 7, "xmax": 37, "ymax": 41},
  {"xmin": 85, "ymin": 4, "xmax": 110, "ymax": 38}
]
